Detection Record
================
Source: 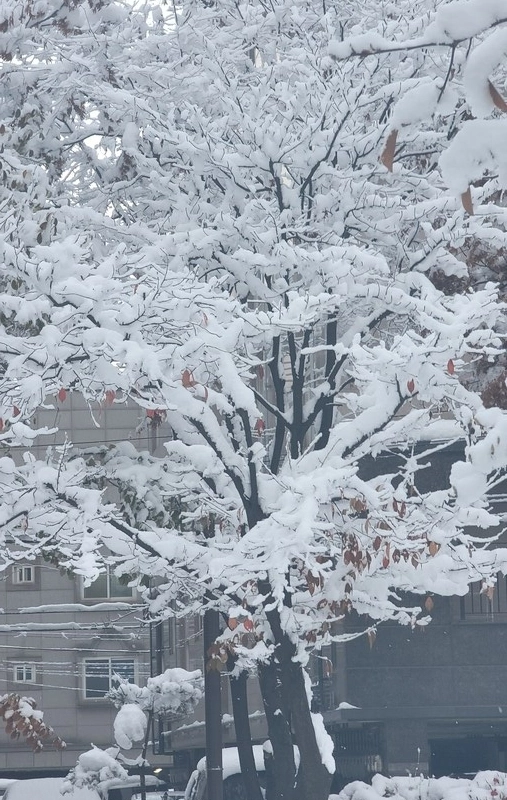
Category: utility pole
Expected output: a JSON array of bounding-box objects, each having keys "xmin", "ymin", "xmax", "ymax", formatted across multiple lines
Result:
[{"xmin": 204, "ymin": 608, "xmax": 223, "ymax": 800}]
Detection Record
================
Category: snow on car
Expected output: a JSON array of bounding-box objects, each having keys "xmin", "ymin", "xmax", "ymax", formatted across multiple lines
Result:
[
  {"xmin": 184, "ymin": 746, "xmax": 267, "ymax": 800},
  {"xmin": 2, "ymin": 777, "xmax": 100, "ymax": 800}
]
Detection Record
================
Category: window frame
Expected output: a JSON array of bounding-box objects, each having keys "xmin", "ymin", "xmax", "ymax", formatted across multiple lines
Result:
[
  {"xmin": 82, "ymin": 657, "xmax": 136, "ymax": 701},
  {"xmin": 81, "ymin": 568, "xmax": 135, "ymax": 601},
  {"xmin": 12, "ymin": 565, "xmax": 35, "ymax": 585},
  {"xmin": 460, "ymin": 573, "xmax": 507, "ymax": 621},
  {"xmin": 12, "ymin": 662, "xmax": 36, "ymax": 684}
]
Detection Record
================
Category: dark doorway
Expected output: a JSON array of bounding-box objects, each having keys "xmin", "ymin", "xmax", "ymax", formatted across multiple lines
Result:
[{"xmin": 430, "ymin": 736, "xmax": 494, "ymax": 776}]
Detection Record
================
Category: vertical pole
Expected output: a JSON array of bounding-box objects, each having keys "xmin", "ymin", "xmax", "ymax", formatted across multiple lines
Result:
[
  {"xmin": 317, "ymin": 654, "xmax": 324, "ymax": 712},
  {"xmin": 204, "ymin": 608, "xmax": 223, "ymax": 800}
]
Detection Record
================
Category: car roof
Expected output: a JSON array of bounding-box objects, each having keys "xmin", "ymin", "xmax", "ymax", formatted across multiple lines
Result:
[
  {"xmin": 195, "ymin": 746, "xmax": 266, "ymax": 780},
  {"xmin": 3, "ymin": 778, "xmax": 100, "ymax": 800}
]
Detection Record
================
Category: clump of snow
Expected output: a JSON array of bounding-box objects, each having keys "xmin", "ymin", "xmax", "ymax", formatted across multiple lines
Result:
[
  {"xmin": 439, "ymin": 119, "xmax": 507, "ymax": 194},
  {"xmin": 113, "ymin": 703, "xmax": 147, "ymax": 750},
  {"xmin": 63, "ymin": 746, "xmax": 128, "ymax": 797},
  {"xmin": 424, "ymin": 0, "xmax": 507, "ymax": 43},
  {"xmin": 390, "ymin": 81, "xmax": 442, "ymax": 129},
  {"xmin": 311, "ymin": 711, "xmax": 336, "ymax": 774},
  {"xmin": 195, "ymin": 745, "xmax": 266, "ymax": 780},
  {"xmin": 109, "ymin": 667, "xmax": 203, "ymax": 717},
  {"xmin": 463, "ymin": 29, "xmax": 507, "ymax": 117},
  {"xmin": 337, "ymin": 771, "xmax": 507, "ymax": 800},
  {"xmin": 329, "ymin": 33, "xmax": 390, "ymax": 58}
]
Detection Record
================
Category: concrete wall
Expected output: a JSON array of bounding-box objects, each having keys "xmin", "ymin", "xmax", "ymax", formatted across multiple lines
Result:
[
  {"xmin": 340, "ymin": 592, "xmax": 507, "ymax": 776},
  {"xmin": 0, "ymin": 395, "xmax": 169, "ymax": 777}
]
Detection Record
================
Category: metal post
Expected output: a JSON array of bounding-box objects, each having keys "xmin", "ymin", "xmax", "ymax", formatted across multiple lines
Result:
[{"xmin": 204, "ymin": 608, "xmax": 223, "ymax": 800}]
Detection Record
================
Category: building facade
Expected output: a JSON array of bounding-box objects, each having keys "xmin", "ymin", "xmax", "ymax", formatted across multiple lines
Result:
[{"xmin": 0, "ymin": 393, "xmax": 168, "ymax": 780}]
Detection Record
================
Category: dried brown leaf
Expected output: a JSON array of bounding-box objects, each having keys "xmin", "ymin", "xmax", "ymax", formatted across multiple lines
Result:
[
  {"xmin": 461, "ymin": 186, "xmax": 474, "ymax": 215},
  {"xmin": 489, "ymin": 80, "xmax": 507, "ymax": 112},
  {"xmin": 381, "ymin": 129, "xmax": 398, "ymax": 172}
]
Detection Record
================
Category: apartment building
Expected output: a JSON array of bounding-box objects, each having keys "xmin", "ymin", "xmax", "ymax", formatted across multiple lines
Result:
[{"xmin": 0, "ymin": 394, "xmax": 168, "ymax": 779}]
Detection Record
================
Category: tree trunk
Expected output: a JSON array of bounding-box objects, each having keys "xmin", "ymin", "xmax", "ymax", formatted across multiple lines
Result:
[
  {"xmin": 277, "ymin": 640, "xmax": 333, "ymax": 800},
  {"xmin": 227, "ymin": 655, "xmax": 264, "ymax": 800},
  {"xmin": 263, "ymin": 606, "xmax": 333, "ymax": 800},
  {"xmin": 258, "ymin": 659, "xmax": 298, "ymax": 800},
  {"xmin": 204, "ymin": 609, "xmax": 223, "ymax": 800}
]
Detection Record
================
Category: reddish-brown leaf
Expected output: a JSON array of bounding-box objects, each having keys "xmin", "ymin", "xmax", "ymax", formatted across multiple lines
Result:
[
  {"xmin": 381, "ymin": 129, "xmax": 398, "ymax": 172},
  {"xmin": 424, "ymin": 595, "xmax": 434, "ymax": 612},
  {"xmin": 57, "ymin": 388, "xmax": 67, "ymax": 403},
  {"xmin": 447, "ymin": 359, "xmax": 455, "ymax": 375},
  {"xmin": 407, "ymin": 378, "xmax": 415, "ymax": 393},
  {"xmin": 104, "ymin": 389, "xmax": 116, "ymax": 406},
  {"xmin": 461, "ymin": 187, "xmax": 473, "ymax": 214},
  {"xmin": 367, "ymin": 629, "xmax": 377, "ymax": 649},
  {"xmin": 488, "ymin": 80, "xmax": 507, "ymax": 112},
  {"xmin": 182, "ymin": 369, "xmax": 195, "ymax": 388},
  {"xmin": 428, "ymin": 541, "xmax": 440, "ymax": 556},
  {"xmin": 254, "ymin": 418, "xmax": 265, "ymax": 435},
  {"xmin": 482, "ymin": 585, "xmax": 495, "ymax": 602}
]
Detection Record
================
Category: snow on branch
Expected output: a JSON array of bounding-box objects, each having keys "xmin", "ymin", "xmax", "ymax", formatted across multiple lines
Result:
[{"xmin": 0, "ymin": 693, "xmax": 66, "ymax": 753}]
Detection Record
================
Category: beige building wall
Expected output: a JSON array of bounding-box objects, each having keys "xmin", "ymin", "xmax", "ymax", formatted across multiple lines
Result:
[{"xmin": 0, "ymin": 394, "xmax": 168, "ymax": 777}]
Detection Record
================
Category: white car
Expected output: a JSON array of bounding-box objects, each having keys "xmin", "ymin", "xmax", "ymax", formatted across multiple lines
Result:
[
  {"xmin": 132, "ymin": 793, "xmax": 186, "ymax": 800},
  {"xmin": 3, "ymin": 778, "xmax": 100, "ymax": 800},
  {"xmin": 184, "ymin": 746, "xmax": 267, "ymax": 800},
  {"xmin": 0, "ymin": 781, "xmax": 16, "ymax": 798}
]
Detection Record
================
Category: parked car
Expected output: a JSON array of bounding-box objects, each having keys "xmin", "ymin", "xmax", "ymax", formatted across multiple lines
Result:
[
  {"xmin": 132, "ymin": 792, "xmax": 186, "ymax": 800},
  {"xmin": 2, "ymin": 777, "xmax": 99, "ymax": 800},
  {"xmin": 104, "ymin": 777, "xmax": 166, "ymax": 800},
  {"xmin": 184, "ymin": 746, "xmax": 266, "ymax": 800},
  {"xmin": 0, "ymin": 781, "xmax": 16, "ymax": 798}
]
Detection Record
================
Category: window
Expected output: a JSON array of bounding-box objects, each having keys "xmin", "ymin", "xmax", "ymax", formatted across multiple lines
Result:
[
  {"xmin": 12, "ymin": 565, "xmax": 34, "ymax": 585},
  {"xmin": 460, "ymin": 574, "xmax": 507, "ymax": 619},
  {"xmin": 83, "ymin": 568, "xmax": 134, "ymax": 600},
  {"xmin": 13, "ymin": 663, "xmax": 36, "ymax": 683},
  {"xmin": 83, "ymin": 658, "xmax": 135, "ymax": 699}
]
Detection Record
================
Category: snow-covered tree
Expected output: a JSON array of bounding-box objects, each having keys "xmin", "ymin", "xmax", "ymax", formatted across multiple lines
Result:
[
  {"xmin": 66, "ymin": 668, "xmax": 202, "ymax": 800},
  {"xmin": 0, "ymin": 693, "xmax": 65, "ymax": 753},
  {"xmin": 2, "ymin": 1, "xmax": 507, "ymax": 799}
]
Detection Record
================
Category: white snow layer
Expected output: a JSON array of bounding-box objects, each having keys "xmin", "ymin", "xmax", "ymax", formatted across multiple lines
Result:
[
  {"xmin": 337, "ymin": 771, "xmax": 507, "ymax": 800},
  {"xmin": 113, "ymin": 703, "xmax": 147, "ymax": 750},
  {"xmin": 4, "ymin": 777, "xmax": 99, "ymax": 799},
  {"xmin": 439, "ymin": 119, "xmax": 507, "ymax": 194}
]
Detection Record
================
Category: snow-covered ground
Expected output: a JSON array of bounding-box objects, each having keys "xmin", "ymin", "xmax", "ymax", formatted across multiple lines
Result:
[{"xmin": 336, "ymin": 772, "xmax": 507, "ymax": 800}]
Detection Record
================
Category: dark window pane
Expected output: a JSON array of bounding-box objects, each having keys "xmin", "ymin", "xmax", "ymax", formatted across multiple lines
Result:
[
  {"xmin": 109, "ymin": 573, "xmax": 133, "ymax": 598},
  {"xmin": 111, "ymin": 659, "xmax": 135, "ymax": 684},
  {"xmin": 85, "ymin": 660, "xmax": 109, "ymax": 698},
  {"xmin": 84, "ymin": 574, "xmax": 108, "ymax": 599}
]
